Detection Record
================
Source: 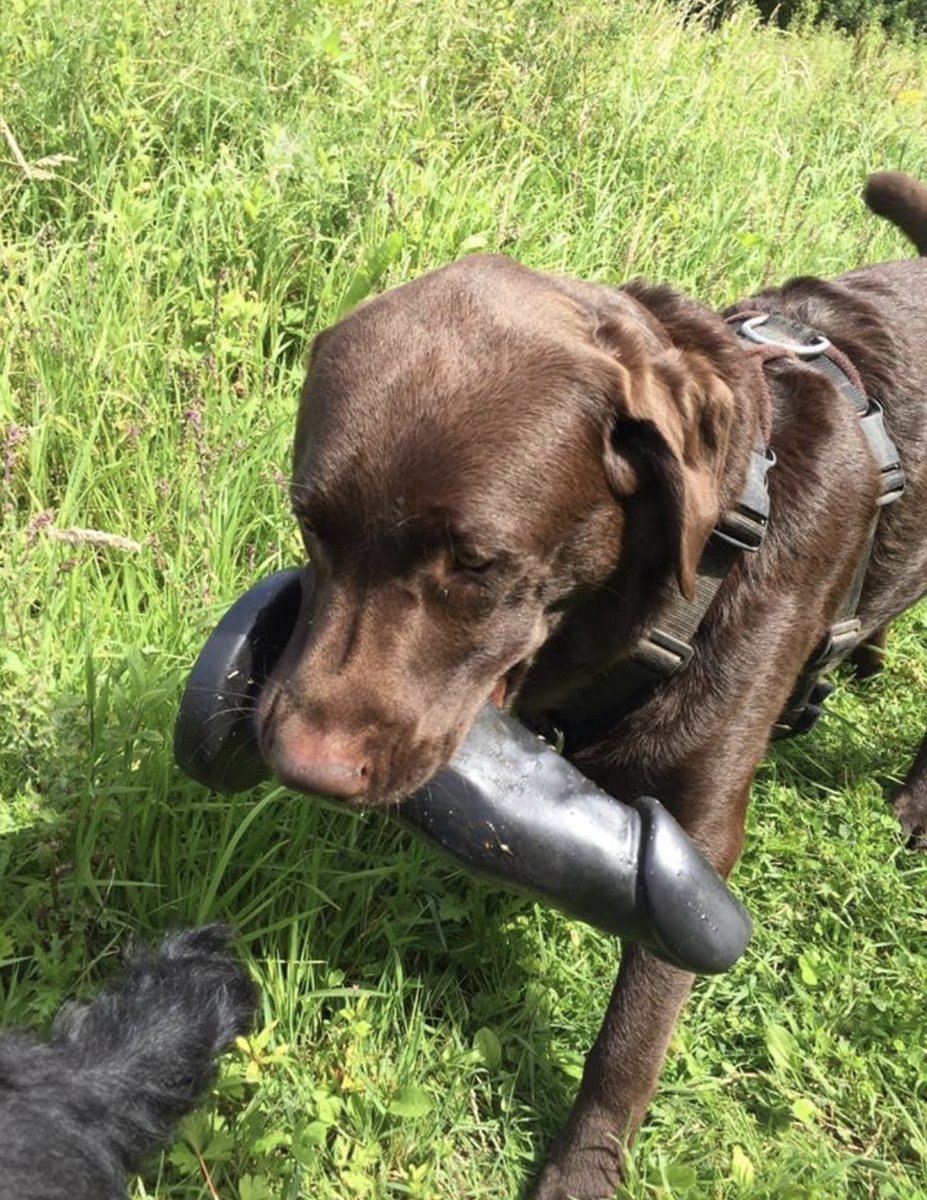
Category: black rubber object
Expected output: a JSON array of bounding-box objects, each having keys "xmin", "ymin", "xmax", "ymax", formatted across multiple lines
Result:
[
  {"xmin": 173, "ymin": 569, "xmax": 304, "ymax": 793},
  {"xmin": 175, "ymin": 569, "xmax": 751, "ymax": 974}
]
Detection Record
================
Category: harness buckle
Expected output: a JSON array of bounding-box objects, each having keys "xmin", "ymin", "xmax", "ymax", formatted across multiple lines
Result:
[
  {"xmin": 712, "ymin": 448, "xmax": 775, "ymax": 552},
  {"xmin": 713, "ymin": 511, "xmax": 765, "ymax": 552},
  {"xmin": 858, "ymin": 400, "xmax": 905, "ymax": 506},
  {"xmin": 740, "ymin": 314, "xmax": 831, "ymax": 358},
  {"xmin": 810, "ymin": 618, "xmax": 862, "ymax": 670},
  {"xmin": 877, "ymin": 468, "xmax": 905, "ymax": 506},
  {"xmin": 631, "ymin": 629, "xmax": 694, "ymax": 675}
]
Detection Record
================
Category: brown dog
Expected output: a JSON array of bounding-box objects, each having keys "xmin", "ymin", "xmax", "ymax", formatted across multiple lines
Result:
[{"xmin": 257, "ymin": 172, "xmax": 927, "ymax": 1198}]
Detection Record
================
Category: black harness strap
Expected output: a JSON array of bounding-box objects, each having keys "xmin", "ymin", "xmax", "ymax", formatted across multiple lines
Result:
[
  {"xmin": 541, "ymin": 311, "xmax": 904, "ymax": 752},
  {"xmin": 544, "ymin": 436, "xmax": 774, "ymax": 752},
  {"xmin": 731, "ymin": 312, "xmax": 904, "ymax": 505},
  {"xmin": 729, "ymin": 313, "xmax": 904, "ymax": 737}
]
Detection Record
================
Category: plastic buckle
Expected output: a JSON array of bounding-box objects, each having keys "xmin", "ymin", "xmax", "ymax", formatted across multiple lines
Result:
[
  {"xmin": 632, "ymin": 629, "xmax": 695, "ymax": 675},
  {"xmin": 712, "ymin": 448, "xmax": 775, "ymax": 552},
  {"xmin": 858, "ymin": 400, "xmax": 905, "ymax": 506},
  {"xmin": 877, "ymin": 467, "xmax": 905, "ymax": 506},
  {"xmin": 713, "ymin": 508, "xmax": 766, "ymax": 552},
  {"xmin": 810, "ymin": 618, "xmax": 862, "ymax": 669}
]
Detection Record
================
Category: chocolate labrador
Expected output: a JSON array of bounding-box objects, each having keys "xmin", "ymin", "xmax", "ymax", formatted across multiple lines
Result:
[{"xmin": 256, "ymin": 171, "xmax": 927, "ymax": 1198}]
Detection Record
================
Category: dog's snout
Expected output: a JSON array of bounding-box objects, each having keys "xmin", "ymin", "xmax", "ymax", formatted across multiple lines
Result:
[{"xmin": 269, "ymin": 724, "xmax": 370, "ymax": 800}]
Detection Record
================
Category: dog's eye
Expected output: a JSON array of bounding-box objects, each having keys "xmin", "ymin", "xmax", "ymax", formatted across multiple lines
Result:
[
  {"xmin": 295, "ymin": 515, "xmax": 319, "ymax": 556},
  {"xmin": 452, "ymin": 548, "xmax": 495, "ymax": 575}
]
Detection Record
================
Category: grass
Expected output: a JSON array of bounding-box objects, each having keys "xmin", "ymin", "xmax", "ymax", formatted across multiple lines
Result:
[{"xmin": 1, "ymin": 0, "xmax": 926, "ymax": 1196}]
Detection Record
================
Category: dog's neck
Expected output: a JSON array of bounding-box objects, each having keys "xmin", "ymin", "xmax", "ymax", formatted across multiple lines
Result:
[{"xmin": 518, "ymin": 289, "xmax": 768, "ymax": 728}]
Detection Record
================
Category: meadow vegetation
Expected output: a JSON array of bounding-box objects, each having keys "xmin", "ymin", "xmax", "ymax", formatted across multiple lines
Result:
[{"xmin": 1, "ymin": 0, "xmax": 926, "ymax": 1195}]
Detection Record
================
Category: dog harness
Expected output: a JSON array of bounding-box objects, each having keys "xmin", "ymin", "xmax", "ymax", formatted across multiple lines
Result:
[{"xmin": 545, "ymin": 312, "xmax": 905, "ymax": 752}]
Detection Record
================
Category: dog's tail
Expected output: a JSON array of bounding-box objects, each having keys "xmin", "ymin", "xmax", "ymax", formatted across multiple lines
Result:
[
  {"xmin": 51, "ymin": 924, "xmax": 257, "ymax": 1172},
  {"xmin": 864, "ymin": 171, "xmax": 927, "ymax": 255}
]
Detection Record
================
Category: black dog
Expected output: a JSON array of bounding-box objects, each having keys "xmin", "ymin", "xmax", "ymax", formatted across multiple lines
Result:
[{"xmin": 0, "ymin": 925, "xmax": 256, "ymax": 1200}]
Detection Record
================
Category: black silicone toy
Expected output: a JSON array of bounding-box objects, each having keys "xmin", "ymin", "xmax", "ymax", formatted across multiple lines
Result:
[{"xmin": 175, "ymin": 569, "xmax": 751, "ymax": 974}]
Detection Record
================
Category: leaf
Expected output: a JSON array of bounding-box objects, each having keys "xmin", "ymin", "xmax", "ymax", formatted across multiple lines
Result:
[
  {"xmin": 315, "ymin": 1091, "xmax": 343, "ymax": 1124},
  {"xmin": 200, "ymin": 1127, "xmax": 234, "ymax": 1163},
  {"xmin": 473, "ymin": 1026, "xmax": 502, "ymax": 1071},
  {"xmin": 167, "ymin": 1143, "xmax": 199, "ymax": 1173},
  {"xmin": 321, "ymin": 27, "xmax": 343, "ymax": 60},
  {"xmin": 388, "ymin": 1084, "xmax": 433, "ymax": 1119},
  {"xmin": 250, "ymin": 1019, "xmax": 279, "ymax": 1053},
  {"xmin": 300, "ymin": 1121, "xmax": 332, "ymax": 1146},
  {"xmin": 252, "ymin": 1128, "xmax": 290, "ymax": 1155},
  {"xmin": 791, "ymin": 1096, "xmax": 819, "ymax": 1126},
  {"xmin": 798, "ymin": 952, "xmax": 818, "ymax": 986},
  {"xmin": 240, "ymin": 1175, "xmax": 276, "ymax": 1200},
  {"xmin": 557, "ymin": 1050, "xmax": 585, "ymax": 1081},
  {"xmin": 647, "ymin": 1160, "xmax": 697, "ymax": 1192},
  {"xmin": 730, "ymin": 1144, "xmax": 756, "ymax": 1189},
  {"xmin": 293, "ymin": 1122, "xmax": 331, "ymax": 1163},
  {"xmin": 336, "ymin": 232, "xmax": 404, "ymax": 317},
  {"xmin": 342, "ymin": 1168, "xmax": 373, "ymax": 1195},
  {"xmin": 178, "ymin": 1111, "xmax": 211, "ymax": 1154},
  {"xmin": 458, "ymin": 232, "xmax": 489, "ymax": 254},
  {"xmin": 662, "ymin": 1163, "xmax": 697, "ymax": 1191},
  {"xmin": 437, "ymin": 896, "xmax": 469, "ymax": 922},
  {"xmin": 766, "ymin": 1023, "xmax": 799, "ymax": 1074},
  {"xmin": 0, "ymin": 648, "xmax": 27, "ymax": 680}
]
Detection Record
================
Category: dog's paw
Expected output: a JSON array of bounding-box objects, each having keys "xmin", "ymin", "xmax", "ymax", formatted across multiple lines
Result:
[
  {"xmin": 527, "ymin": 1161, "xmax": 619, "ymax": 1200},
  {"xmin": 894, "ymin": 788, "xmax": 927, "ymax": 850},
  {"xmin": 526, "ymin": 1127, "xmax": 625, "ymax": 1200}
]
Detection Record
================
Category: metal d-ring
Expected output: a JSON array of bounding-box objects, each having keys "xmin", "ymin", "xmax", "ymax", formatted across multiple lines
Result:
[{"xmin": 740, "ymin": 314, "xmax": 831, "ymax": 357}]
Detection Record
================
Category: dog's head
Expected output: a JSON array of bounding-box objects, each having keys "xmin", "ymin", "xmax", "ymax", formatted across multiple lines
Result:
[{"xmin": 256, "ymin": 256, "xmax": 739, "ymax": 806}]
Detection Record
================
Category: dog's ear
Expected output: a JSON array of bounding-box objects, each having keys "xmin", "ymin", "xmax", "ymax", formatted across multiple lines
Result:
[{"xmin": 596, "ymin": 319, "xmax": 736, "ymax": 601}]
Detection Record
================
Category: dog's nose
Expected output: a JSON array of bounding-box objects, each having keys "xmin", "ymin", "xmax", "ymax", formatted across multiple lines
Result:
[{"xmin": 269, "ymin": 727, "xmax": 370, "ymax": 799}]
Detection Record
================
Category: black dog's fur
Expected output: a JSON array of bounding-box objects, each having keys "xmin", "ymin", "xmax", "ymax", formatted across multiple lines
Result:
[{"xmin": 0, "ymin": 925, "xmax": 256, "ymax": 1200}]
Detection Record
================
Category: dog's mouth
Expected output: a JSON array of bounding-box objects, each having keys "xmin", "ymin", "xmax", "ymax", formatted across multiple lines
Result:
[
  {"xmin": 243, "ymin": 563, "xmax": 542, "ymax": 807},
  {"xmin": 489, "ymin": 660, "xmax": 527, "ymax": 711},
  {"xmin": 257, "ymin": 673, "xmax": 518, "ymax": 811}
]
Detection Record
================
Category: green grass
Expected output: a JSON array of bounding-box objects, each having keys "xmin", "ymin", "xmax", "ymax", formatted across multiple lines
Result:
[{"xmin": 2, "ymin": 0, "xmax": 926, "ymax": 1196}]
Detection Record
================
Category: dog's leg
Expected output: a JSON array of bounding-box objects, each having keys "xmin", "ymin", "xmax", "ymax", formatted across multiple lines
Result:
[
  {"xmin": 528, "ymin": 948, "xmax": 696, "ymax": 1200},
  {"xmin": 894, "ymin": 729, "xmax": 927, "ymax": 849},
  {"xmin": 850, "ymin": 624, "xmax": 889, "ymax": 680},
  {"xmin": 528, "ymin": 786, "xmax": 749, "ymax": 1200}
]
